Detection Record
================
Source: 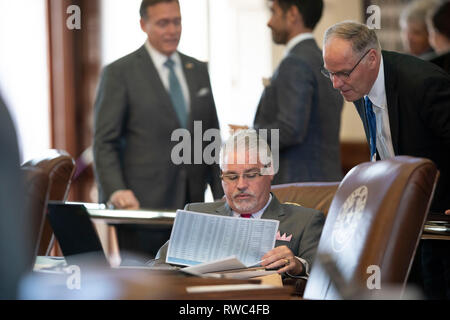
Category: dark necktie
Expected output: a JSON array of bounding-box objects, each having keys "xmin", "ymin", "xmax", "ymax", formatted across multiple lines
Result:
[
  {"xmin": 240, "ymin": 214, "xmax": 252, "ymax": 218},
  {"xmin": 365, "ymin": 96, "xmax": 377, "ymax": 161},
  {"xmin": 164, "ymin": 58, "xmax": 187, "ymax": 128}
]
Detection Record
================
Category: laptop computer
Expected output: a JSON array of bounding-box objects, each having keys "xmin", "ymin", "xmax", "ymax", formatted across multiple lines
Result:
[
  {"xmin": 46, "ymin": 201, "xmax": 178, "ymax": 271},
  {"xmin": 46, "ymin": 201, "xmax": 111, "ymax": 268}
]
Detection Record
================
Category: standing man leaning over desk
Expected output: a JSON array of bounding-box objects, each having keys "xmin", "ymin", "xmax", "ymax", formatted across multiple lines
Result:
[
  {"xmin": 252, "ymin": 0, "xmax": 343, "ymax": 184},
  {"xmin": 322, "ymin": 21, "xmax": 450, "ymax": 299},
  {"xmin": 93, "ymin": 0, "xmax": 223, "ymax": 258},
  {"xmin": 153, "ymin": 130, "xmax": 325, "ymax": 278}
]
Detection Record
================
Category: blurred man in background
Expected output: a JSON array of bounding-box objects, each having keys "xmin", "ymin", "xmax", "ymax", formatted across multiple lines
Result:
[
  {"xmin": 400, "ymin": 0, "xmax": 439, "ymax": 58},
  {"xmin": 427, "ymin": 1, "xmax": 450, "ymax": 72},
  {"xmin": 253, "ymin": 0, "xmax": 343, "ymax": 184}
]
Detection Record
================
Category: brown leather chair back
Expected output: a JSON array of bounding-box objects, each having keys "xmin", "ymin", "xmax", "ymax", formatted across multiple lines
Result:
[
  {"xmin": 22, "ymin": 166, "xmax": 50, "ymax": 261},
  {"xmin": 304, "ymin": 156, "xmax": 439, "ymax": 299},
  {"xmin": 22, "ymin": 149, "xmax": 75, "ymax": 201},
  {"xmin": 271, "ymin": 182, "xmax": 339, "ymax": 216},
  {"xmin": 22, "ymin": 149, "xmax": 75, "ymax": 255}
]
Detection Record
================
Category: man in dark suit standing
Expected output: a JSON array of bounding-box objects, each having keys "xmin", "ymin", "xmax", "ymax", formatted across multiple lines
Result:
[
  {"xmin": 427, "ymin": 0, "xmax": 450, "ymax": 73},
  {"xmin": 322, "ymin": 21, "xmax": 450, "ymax": 299},
  {"xmin": 253, "ymin": 0, "xmax": 343, "ymax": 184},
  {"xmin": 93, "ymin": 0, "xmax": 223, "ymax": 259}
]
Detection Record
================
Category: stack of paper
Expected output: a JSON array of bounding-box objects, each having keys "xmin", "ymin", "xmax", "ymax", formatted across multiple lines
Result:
[{"xmin": 166, "ymin": 210, "xmax": 279, "ymax": 277}]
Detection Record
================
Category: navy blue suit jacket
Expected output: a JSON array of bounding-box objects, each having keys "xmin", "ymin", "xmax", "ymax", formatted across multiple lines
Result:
[{"xmin": 254, "ymin": 39, "xmax": 343, "ymax": 184}]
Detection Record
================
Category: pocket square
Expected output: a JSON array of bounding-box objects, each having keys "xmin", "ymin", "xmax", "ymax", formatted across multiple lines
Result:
[
  {"xmin": 197, "ymin": 88, "xmax": 210, "ymax": 97},
  {"xmin": 276, "ymin": 231, "xmax": 292, "ymax": 242}
]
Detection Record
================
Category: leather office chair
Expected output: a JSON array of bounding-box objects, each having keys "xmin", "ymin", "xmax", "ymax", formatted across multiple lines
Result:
[
  {"xmin": 271, "ymin": 182, "xmax": 339, "ymax": 295},
  {"xmin": 21, "ymin": 166, "xmax": 51, "ymax": 263},
  {"xmin": 303, "ymin": 156, "xmax": 439, "ymax": 299},
  {"xmin": 22, "ymin": 149, "xmax": 76, "ymax": 255},
  {"xmin": 271, "ymin": 182, "xmax": 339, "ymax": 216}
]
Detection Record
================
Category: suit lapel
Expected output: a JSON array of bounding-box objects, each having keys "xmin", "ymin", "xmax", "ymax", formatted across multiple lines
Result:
[
  {"xmin": 215, "ymin": 202, "xmax": 233, "ymax": 216},
  {"xmin": 355, "ymin": 98, "xmax": 370, "ymax": 143},
  {"xmin": 136, "ymin": 46, "xmax": 172, "ymax": 108},
  {"xmin": 136, "ymin": 46, "xmax": 184, "ymax": 127},
  {"xmin": 261, "ymin": 194, "xmax": 285, "ymax": 220},
  {"xmin": 382, "ymin": 52, "xmax": 400, "ymax": 154}
]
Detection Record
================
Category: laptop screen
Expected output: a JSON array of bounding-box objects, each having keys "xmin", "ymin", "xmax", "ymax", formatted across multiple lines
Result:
[{"xmin": 47, "ymin": 202, "xmax": 110, "ymax": 268}]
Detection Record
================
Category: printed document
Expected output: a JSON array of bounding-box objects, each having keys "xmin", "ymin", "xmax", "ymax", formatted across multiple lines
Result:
[{"xmin": 166, "ymin": 210, "xmax": 279, "ymax": 269}]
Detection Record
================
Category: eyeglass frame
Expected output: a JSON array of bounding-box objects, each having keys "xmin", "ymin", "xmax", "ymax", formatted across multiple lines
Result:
[
  {"xmin": 321, "ymin": 49, "xmax": 372, "ymax": 81},
  {"xmin": 220, "ymin": 169, "xmax": 264, "ymax": 183}
]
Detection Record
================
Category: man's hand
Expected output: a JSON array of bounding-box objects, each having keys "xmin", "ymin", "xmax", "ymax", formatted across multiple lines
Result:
[
  {"xmin": 446, "ymin": 209, "xmax": 450, "ymax": 215},
  {"xmin": 108, "ymin": 189, "xmax": 140, "ymax": 210},
  {"xmin": 260, "ymin": 245, "xmax": 303, "ymax": 276}
]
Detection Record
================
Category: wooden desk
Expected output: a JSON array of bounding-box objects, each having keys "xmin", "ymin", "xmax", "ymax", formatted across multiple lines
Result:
[{"xmin": 25, "ymin": 267, "xmax": 293, "ymax": 300}]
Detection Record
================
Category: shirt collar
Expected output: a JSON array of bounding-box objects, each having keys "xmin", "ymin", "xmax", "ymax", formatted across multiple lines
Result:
[
  {"xmin": 366, "ymin": 55, "xmax": 387, "ymax": 109},
  {"xmin": 232, "ymin": 193, "xmax": 273, "ymax": 219},
  {"xmin": 144, "ymin": 40, "xmax": 181, "ymax": 69},
  {"xmin": 284, "ymin": 33, "xmax": 314, "ymax": 57}
]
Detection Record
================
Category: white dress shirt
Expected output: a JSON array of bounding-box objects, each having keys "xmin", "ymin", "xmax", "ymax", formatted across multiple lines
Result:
[
  {"xmin": 284, "ymin": 32, "xmax": 314, "ymax": 57},
  {"xmin": 366, "ymin": 56, "xmax": 395, "ymax": 161},
  {"xmin": 144, "ymin": 40, "xmax": 190, "ymax": 112},
  {"xmin": 232, "ymin": 193, "xmax": 272, "ymax": 219}
]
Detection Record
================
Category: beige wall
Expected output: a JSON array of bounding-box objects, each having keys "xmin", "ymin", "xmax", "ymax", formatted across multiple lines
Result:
[{"xmin": 271, "ymin": 0, "xmax": 367, "ymax": 142}]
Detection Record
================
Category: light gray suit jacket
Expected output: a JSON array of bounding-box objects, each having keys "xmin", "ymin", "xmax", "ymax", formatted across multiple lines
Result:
[
  {"xmin": 154, "ymin": 195, "xmax": 325, "ymax": 272},
  {"xmin": 93, "ymin": 45, "xmax": 223, "ymax": 210},
  {"xmin": 254, "ymin": 38, "xmax": 343, "ymax": 184}
]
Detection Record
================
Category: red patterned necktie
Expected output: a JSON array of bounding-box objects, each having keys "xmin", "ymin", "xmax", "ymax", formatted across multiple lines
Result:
[{"xmin": 240, "ymin": 214, "xmax": 252, "ymax": 218}]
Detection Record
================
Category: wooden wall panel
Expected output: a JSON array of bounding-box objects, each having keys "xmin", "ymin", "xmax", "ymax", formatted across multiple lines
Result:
[{"xmin": 47, "ymin": 0, "xmax": 100, "ymax": 202}]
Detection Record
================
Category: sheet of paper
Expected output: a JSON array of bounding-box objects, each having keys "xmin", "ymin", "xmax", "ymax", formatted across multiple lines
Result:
[
  {"xmin": 166, "ymin": 210, "xmax": 279, "ymax": 268},
  {"xmin": 207, "ymin": 269, "xmax": 278, "ymax": 280},
  {"xmin": 181, "ymin": 256, "xmax": 246, "ymax": 275}
]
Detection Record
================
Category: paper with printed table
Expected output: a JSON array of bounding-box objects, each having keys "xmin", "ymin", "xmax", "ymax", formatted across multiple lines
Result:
[{"xmin": 166, "ymin": 210, "xmax": 279, "ymax": 275}]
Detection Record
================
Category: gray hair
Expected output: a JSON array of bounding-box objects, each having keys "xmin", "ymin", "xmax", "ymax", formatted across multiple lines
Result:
[
  {"xmin": 400, "ymin": 0, "xmax": 440, "ymax": 27},
  {"xmin": 324, "ymin": 20, "xmax": 381, "ymax": 55},
  {"xmin": 219, "ymin": 129, "xmax": 273, "ymax": 174}
]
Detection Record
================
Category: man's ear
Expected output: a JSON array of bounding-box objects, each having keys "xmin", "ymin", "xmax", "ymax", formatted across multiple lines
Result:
[
  {"xmin": 368, "ymin": 49, "xmax": 379, "ymax": 69},
  {"xmin": 287, "ymin": 4, "xmax": 301, "ymax": 25},
  {"xmin": 140, "ymin": 18, "xmax": 147, "ymax": 33}
]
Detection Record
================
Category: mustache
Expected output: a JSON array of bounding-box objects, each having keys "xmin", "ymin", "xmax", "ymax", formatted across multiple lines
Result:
[{"xmin": 232, "ymin": 190, "xmax": 255, "ymax": 199}]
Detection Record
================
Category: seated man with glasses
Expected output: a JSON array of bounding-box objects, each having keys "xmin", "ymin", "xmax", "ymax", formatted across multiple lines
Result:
[{"xmin": 151, "ymin": 129, "xmax": 325, "ymax": 277}]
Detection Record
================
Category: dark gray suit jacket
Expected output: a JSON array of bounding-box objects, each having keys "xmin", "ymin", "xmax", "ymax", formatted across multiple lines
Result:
[
  {"xmin": 93, "ymin": 45, "xmax": 223, "ymax": 210},
  {"xmin": 254, "ymin": 38, "xmax": 343, "ymax": 184},
  {"xmin": 0, "ymin": 95, "xmax": 29, "ymax": 299},
  {"xmin": 154, "ymin": 195, "xmax": 325, "ymax": 270},
  {"xmin": 354, "ymin": 51, "xmax": 450, "ymax": 212}
]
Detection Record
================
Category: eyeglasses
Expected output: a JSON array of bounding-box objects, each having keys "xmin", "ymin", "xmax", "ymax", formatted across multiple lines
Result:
[
  {"xmin": 220, "ymin": 170, "xmax": 262, "ymax": 183},
  {"xmin": 321, "ymin": 49, "xmax": 371, "ymax": 80}
]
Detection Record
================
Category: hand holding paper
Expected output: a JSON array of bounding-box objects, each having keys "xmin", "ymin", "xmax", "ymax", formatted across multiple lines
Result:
[
  {"xmin": 260, "ymin": 245, "xmax": 303, "ymax": 276},
  {"xmin": 166, "ymin": 210, "xmax": 279, "ymax": 272}
]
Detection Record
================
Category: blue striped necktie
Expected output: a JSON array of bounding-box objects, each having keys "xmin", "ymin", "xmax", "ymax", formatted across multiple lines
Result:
[
  {"xmin": 365, "ymin": 96, "xmax": 377, "ymax": 161},
  {"xmin": 164, "ymin": 58, "xmax": 187, "ymax": 128}
]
